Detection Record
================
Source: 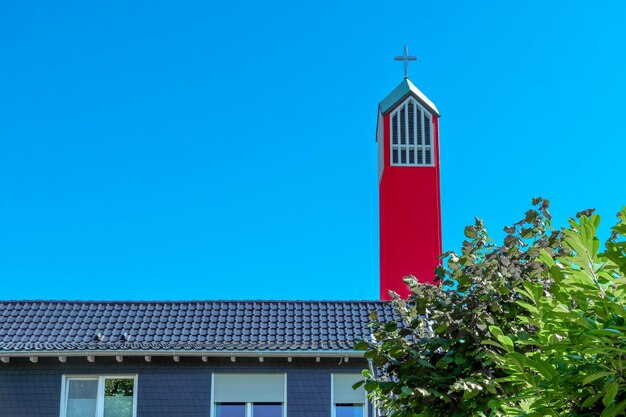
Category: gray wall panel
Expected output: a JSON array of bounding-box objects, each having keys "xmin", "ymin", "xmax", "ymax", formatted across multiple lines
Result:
[{"xmin": 0, "ymin": 357, "xmax": 367, "ymax": 417}]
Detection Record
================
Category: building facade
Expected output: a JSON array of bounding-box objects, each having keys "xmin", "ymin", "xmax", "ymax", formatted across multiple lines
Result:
[
  {"xmin": 0, "ymin": 300, "xmax": 396, "ymax": 417},
  {"xmin": 0, "ymin": 355, "xmax": 373, "ymax": 417}
]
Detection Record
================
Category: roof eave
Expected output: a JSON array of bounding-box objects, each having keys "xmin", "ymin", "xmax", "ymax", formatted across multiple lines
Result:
[{"xmin": 0, "ymin": 349, "xmax": 365, "ymax": 359}]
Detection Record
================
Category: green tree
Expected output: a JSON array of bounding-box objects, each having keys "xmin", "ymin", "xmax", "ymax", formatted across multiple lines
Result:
[
  {"xmin": 486, "ymin": 210, "xmax": 626, "ymax": 416},
  {"xmin": 356, "ymin": 200, "xmax": 626, "ymax": 417}
]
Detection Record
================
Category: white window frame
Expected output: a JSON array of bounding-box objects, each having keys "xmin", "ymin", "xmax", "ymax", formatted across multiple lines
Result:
[
  {"xmin": 330, "ymin": 374, "xmax": 368, "ymax": 417},
  {"xmin": 59, "ymin": 374, "xmax": 138, "ymax": 417},
  {"xmin": 389, "ymin": 97, "xmax": 434, "ymax": 167},
  {"xmin": 210, "ymin": 373, "xmax": 288, "ymax": 417}
]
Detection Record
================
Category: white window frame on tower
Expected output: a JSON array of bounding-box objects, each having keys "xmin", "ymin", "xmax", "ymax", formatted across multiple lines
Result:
[{"xmin": 389, "ymin": 97, "xmax": 434, "ymax": 167}]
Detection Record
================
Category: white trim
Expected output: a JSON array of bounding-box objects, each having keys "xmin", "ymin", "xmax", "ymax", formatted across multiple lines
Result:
[
  {"xmin": 60, "ymin": 374, "xmax": 138, "ymax": 417},
  {"xmin": 96, "ymin": 376, "xmax": 104, "ymax": 416},
  {"xmin": 377, "ymin": 110, "xmax": 384, "ymax": 183},
  {"xmin": 133, "ymin": 375, "xmax": 139, "ymax": 417},
  {"xmin": 283, "ymin": 373, "xmax": 288, "ymax": 417},
  {"xmin": 330, "ymin": 374, "xmax": 335, "ymax": 417},
  {"xmin": 367, "ymin": 360, "xmax": 378, "ymax": 417},
  {"xmin": 59, "ymin": 375, "xmax": 67, "ymax": 417},
  {"xmin": 210, "ymin": 373, "xmax": 215, "ymax": 417}
]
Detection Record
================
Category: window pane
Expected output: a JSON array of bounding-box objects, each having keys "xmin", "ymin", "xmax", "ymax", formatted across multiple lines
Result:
[
  {"xmin": 425, "ymin": 149, "xmax": 432, "ymax": 165},
  {"xmin": 391, "ymin": 115, "xmax": 398, "ymax": 145},
  {"xmin": 416, "ymin": 109, "xmax": 423, "ymax": 145},
  {"xmin": 417, "ymin": 150, "xmax": 423, "ymax": 165},
  {"xmin": 392, "ymin": 148, "xmax": 398, "ymax": 164},
  {"xmin": 336, "ymin": 404, "xmax": 364, "ymax": 417},
  {"xmin": 424, "ymin": 116, "xmax": 431, "ymax": 146},
  {"xmin": 400, "ymin": 148, "xmax": 406, "ymax": 164},
  {"xmin": 253, "ymin": 403, "xmax": 283, "ymax": 417},
  {"xmin": 103, "ymin": 379, "xmax": 134, "ymax": 417},
  {"xmin": 399, "ymin": 107, "xmax": 406, "ymax": 145},
  {"xmin": 216, "ymin": 403, "xmax": 246, "ymax": 417},
  {"xmin": 408, "ymin": 102, "xmax": 414, "ymax": 145},
  {"xmin": 66, "ymin": 379, "xmax": 98, "ymax": 417},
  {"xmin": 408, "ymin": 149, "xmax": 415, "ymax": 165}
]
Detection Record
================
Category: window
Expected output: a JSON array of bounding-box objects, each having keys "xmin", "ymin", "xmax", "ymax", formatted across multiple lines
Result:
[
  {"xmin": 215, "ymin": 403, "xmax": 247, "ymax": 417},
  {"xmin": 390, "ymin": 97, "xmax": 434, "ymax": 167},
  {"xmin": 332, "ymin": 374, "xmax": 367, "ymax": 417},
  {"xmin": 61, "ymin": 376, "xmax": 137, "ymax": 417},
  {"xmin": 212, "ymin": 374, "xmax": 286, "ymax": 417},
  {"xmin": 215, "ymin": 402, "xmax": 283, "ymax": 417},
  {"xmin": 335, "ymin": 404, "xmax": 364, "ymax": 417}
]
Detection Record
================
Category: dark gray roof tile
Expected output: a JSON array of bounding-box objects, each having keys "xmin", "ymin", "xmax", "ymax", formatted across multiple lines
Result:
[{"xmin": 0, "ymin": 300, "xmax": 396, "ymax": 353}]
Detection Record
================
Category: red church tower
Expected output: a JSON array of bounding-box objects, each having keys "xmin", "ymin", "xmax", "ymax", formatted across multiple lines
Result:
[{"xmin": 377, "ymin": 47, "xmax": 442, "ymax": 300}]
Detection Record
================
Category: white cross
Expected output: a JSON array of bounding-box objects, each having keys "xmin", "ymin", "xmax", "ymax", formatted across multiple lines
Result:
[{"xmin": 394, "ymin": 45, "xmax": 417, "ymax": 79}]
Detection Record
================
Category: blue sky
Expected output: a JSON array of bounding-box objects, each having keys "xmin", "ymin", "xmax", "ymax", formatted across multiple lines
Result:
[{"xmin": 1, "ymin": 1, "xmax": 624, "ymax": 301}]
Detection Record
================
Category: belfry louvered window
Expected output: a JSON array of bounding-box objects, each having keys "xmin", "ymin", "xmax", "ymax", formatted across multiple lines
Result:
[{"xmin": 390, "ymin": 98, "xmax": 434, "ymax": 166}]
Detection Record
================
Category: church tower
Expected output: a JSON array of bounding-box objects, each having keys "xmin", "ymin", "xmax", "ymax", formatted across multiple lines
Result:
[{"xmin": 377, "ymin": 47, "xmax": 442, "ymax": 300}]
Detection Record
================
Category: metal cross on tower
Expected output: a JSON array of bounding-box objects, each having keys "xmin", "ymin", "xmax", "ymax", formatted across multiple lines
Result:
[{"xmin": 394, "ymin": 45, "xmax": 417, "ymax": 79}]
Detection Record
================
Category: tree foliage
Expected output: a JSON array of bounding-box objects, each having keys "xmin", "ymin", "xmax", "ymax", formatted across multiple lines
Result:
[
  {"xmin": 488, "ymin": 209, "xmax": 626, "ymax": 416},
  {"xmin": 356, "ymin": 200, "xmax": 626, "ymax": 417}
]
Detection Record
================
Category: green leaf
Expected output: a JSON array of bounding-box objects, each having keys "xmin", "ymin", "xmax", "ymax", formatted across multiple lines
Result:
[
  {"xmin": 505, "ymin": 351, "xmax": 527, "ymax": 373},
  {"xmin": 464, "ymin": 226, "xmax": 477, "ymax": 238},
  {"xmin": 496, "ymin": 334, "xmax": 514, "ymax": 353},
  {"xmin": 417, "ymin": 359, "xmax": 434, "ymax": 369},
  {"xmin": 352, "ymin": 380, "xmax": 365, "ymax": 389},
  {"xmin": 482, "ymin": 340, "xmax": 507, "ymax": 351},
  {"xmin": 581, "ymin": 392, "xmax": 603, "ymax": 408},
  {"xmin": 516, "ymin": 301, "xmax": 538, "ymax": 314},
  {"xmin": 582, "ymin": 372, "xmax": 614, "ymax": 385},
  {"xmin": 552, "ymin": 304, "xmax": 569, "ymax": 313},
  {"xmin": 353, "ymin": 340, "xmax": 369, "ymax": 350},
  {"xmin": 489, "ymin": 325, "xmax": 504, "ymax": 338},
  {"xmin": 603, "ymin": 381, "xmax": 618, "ymax": 407},
  {"xmin": 384, "ymin": 322, "xmax": 398, "ymax": 332},
  {"xmin": 538, "ymin": 249, "xmax": 556, "ymax": 267}
]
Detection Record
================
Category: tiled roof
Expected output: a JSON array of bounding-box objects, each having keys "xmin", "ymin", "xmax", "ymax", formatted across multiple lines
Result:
[{"xmin": 0, "ymin": 300, "xmax": 396, "ymax": 353}]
